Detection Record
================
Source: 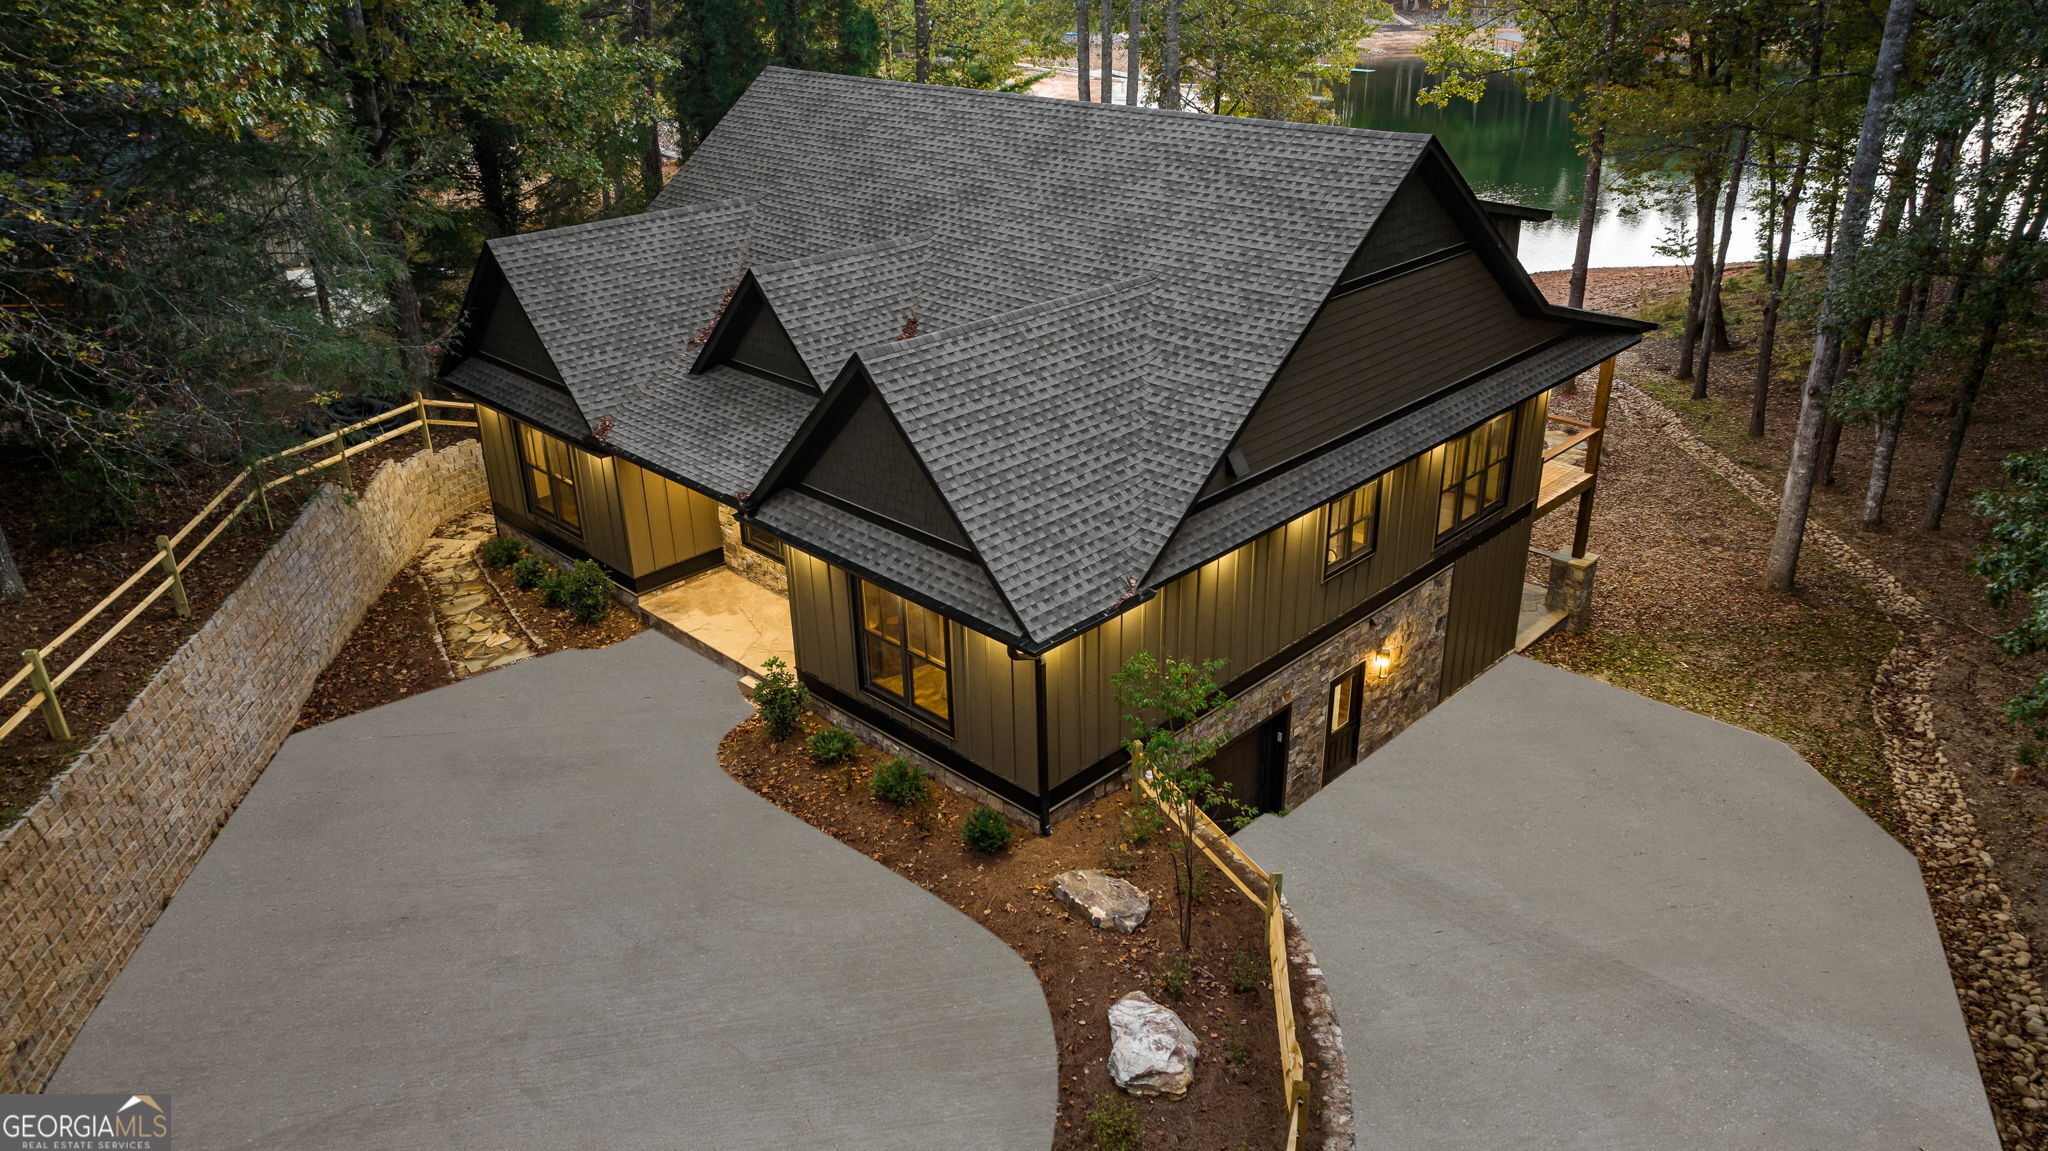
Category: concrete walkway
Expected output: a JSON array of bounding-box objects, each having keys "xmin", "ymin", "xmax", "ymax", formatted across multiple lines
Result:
[
  {"xmin": 52, "ymin": 633, "xmax": 1054, "ymax": 1150},
  {"xmin": 1240, "ymin": 655, "xmax": 1997, "ymax": 1151}
]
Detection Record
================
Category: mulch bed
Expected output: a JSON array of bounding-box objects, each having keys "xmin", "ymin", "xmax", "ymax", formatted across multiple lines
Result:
[
  {"xmin": 0, "ymin": 432, "xmax": 469, "ymax": 826},
  {"xmin": 296, "ymin": 562, "xmax": 452, "ymax": 731},
  {"xmin": 485, "ymin": 568, "xmax": 644, "ymax": 652},
  {"xmin": 721, "ymin": 714, "xmax": 1319, "ymax": 1151}
]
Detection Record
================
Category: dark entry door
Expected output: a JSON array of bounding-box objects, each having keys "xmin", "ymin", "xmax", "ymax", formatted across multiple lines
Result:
[
  {"xmin": 1324, "ymin": 664, "xmax": 1365, "ymax": 785},
  {"xmin": 1204, "ymin": 710, "xmax": 1289, "ymax": 821}
]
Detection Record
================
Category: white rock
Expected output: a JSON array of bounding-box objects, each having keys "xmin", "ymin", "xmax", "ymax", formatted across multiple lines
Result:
[
  {"xmin": 1052, "ymin": 869, "xmax": 1151, "ymax": 933},
  {"xmin": 1108, "ymin": 990, "xmax": 1198, "ymax": 1097}
]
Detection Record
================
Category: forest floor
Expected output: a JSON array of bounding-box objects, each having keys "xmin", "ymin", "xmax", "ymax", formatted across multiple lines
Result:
[
  {"xmin": 0, "ymin": 429, "xmax": 475, "ymax": 828},
  {"xmin": 1532, "ymin": 263, "xmax": 2048, "ymax": 1148}
]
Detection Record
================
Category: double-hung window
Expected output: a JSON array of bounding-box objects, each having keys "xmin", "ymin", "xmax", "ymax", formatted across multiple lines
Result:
[
  {"xmin": 517, "ymin": 423, "xmax": 583, "ymax": 534},
  {"xmin": 1437, "ymin": 412, "xmax": 1514, "ymax": 540},
  {"xmin": 857, "ymin": 580, "xmax": 952, "ymax": 727},
  {"xmin": 1323, "ymin": 476, "xmax": 1381, "ymax": 575}
]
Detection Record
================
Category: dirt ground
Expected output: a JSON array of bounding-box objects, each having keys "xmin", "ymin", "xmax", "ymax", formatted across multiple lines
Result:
[
  {"xmin": 0, "ymin": 432, "xmax": 469, "ymax": 826},
  {"xmin": 721, "ymin": 714, "xmax": 1317, "ymax": 1151}
]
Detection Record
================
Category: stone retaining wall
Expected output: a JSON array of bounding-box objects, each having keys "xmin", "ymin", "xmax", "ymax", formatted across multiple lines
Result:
[{"xmin": 0, "ymin": 442, "xmax": 486, "ymax": 1091}]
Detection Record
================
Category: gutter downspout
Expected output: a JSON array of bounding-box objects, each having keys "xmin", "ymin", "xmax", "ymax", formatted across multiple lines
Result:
[{"xmin": 1034, "ymin": 653, "xmax": 1051, "ymax": 836}]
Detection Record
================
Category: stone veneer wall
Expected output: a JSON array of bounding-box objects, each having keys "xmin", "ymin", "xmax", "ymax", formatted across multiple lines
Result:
[
  {"xmin": 718, "ymin": 505, "xmax": 788, "ymax": 595},
  {"xmin": 0, "ymin": 442, "xmax": 487, "ymax": 1091},
  {"xmin": 1190, "ymin": 570, "xmax": 1453, "ymax": 812}
]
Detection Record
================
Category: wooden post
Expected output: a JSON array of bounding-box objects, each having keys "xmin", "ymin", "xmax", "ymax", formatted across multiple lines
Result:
[
  {"xmin": 337, "ymin": 444, "xmax": 354, "ymax": 490},
  {"xmin": 23, "ymin": 648, "xmax": 70, "ymax": 741},
  {"xmin": 252, "ymin": 470, "xmax": 274, "ymax": 531},
  {"xmin": 412, "ymin": 390, "xmax": 434, "ymax": 453},
  {"xmin": 1571, "ymin": 356, "xmax": 1616, "ymax": 559},
  {"xmin": 155, "ymin": 535, "xmax": 191, "ymax": 618}
]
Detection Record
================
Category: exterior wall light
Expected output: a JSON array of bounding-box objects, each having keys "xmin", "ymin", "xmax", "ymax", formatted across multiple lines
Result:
[{"xmin": 1367, "ymin": 646, "xmax": 1396, "ymax": 682}]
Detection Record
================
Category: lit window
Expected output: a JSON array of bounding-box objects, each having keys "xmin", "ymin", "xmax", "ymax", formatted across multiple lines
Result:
[
  {"xmin": 858, "ymin": 580, "xmax": 951, "ymax": 725},
  {"xmin": 1437, "ymin": 412, "xmax": 1513, "ymax": 539},
  {"xmin": 518, "ymin": 423, "xmax": 582, "ymax": 533},
  {"xmin": 1323, "ymin": 477, "xmax": 1381, "ymax": 574}
]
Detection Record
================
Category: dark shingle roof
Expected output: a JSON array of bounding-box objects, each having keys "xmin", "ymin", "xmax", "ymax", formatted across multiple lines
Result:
[
  {"xmin": 750, "ymin": 236, "xmax": 935, "ymax": 385},
  {"xmin": 444, "ymin": 358, "xmax": 588, "ymax": 437},
  {"xmin": 855, "ymin": 278, "xmax": 1167, "ymax": 641}
]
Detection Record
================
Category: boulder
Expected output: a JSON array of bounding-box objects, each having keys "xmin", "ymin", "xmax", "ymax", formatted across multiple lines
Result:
[
  {"xmin": 1107, "ymin": 991, "xmax": 1199, "ymax": 1097},
  {"xmin": 1052, "ymin": 869, "xmax": 1151, "ymax": 933}
]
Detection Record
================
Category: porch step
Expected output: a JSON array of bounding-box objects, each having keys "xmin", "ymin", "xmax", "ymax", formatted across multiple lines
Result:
[{"xmin": 1513, "ymin": 580, "xmax": 1569, "ymax": 652}]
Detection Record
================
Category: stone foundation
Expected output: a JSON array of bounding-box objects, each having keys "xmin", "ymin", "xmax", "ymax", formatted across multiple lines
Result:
[
  {"xmin": 1189, "ymin": 570, "xmax": 1453, "ymax": 812},
  {"xmin": 718, "ymin": 505, "xmax": 788, "ymax": 596},
  {"xmin": 0, "ymin": 442, "xmax": 487, "ymax": 1091},
  {"xmin": 1542, "ymin": 549, "xmax": 1599, "ymax": 632}
]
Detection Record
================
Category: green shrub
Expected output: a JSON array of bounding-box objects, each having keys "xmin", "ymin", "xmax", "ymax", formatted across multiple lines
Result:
[
  {"xmin": 510, "ymin": 553, "xmax": 548, "ymax": 590},
  {"xmin": 543, "ymin": 559, "xmax": 612, "ymax": 623},
  {"xmin": 1228, "ymin": 947, "xmax": 1263, "ymax": 993},
  {"xmin": 1155, "ymin": 954, "xmax": 1193, "ymax": 1000},
  {"xmin": 808, "ymin": 726, "xmax": 859, "ymax": 764},
  {"xmin": 754, "ymin": 657, "xmax": 809, "ymax": 741},
  {"xmin": 869, "ymin": 756, "xmax": 930, "ymax": 806},
  {"xmin": 1087, "ymin": 1094, "xmax": 1140, "ymax": 1151},
  {"xmin": 478, "ymin": 535, "xmax": 526, "ymax": 568},
  {"xmin": 960, "ymin": 806, "xmax": 1015, "ymax": 853}
]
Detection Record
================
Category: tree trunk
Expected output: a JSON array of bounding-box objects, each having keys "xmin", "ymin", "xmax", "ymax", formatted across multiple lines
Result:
[
  {"xmin": 1818, "ymin": 414, "xmax": 1843, "ymax": 487},
  {"xmin": 1695, "ymin": 132, "xmax": 1747, "ymax": 394},
  {"xmin": 1100, "ymin": 0, "xmax": 1114, "ymax": 102},
  {"xmin": 914, "ymin": 0, "xmax": 931, "ymax": 82},
  {"xmin": 1764, "ymin": 0, "xmax": 1920, "ymax": 593},
  {"xmin": 1751, "ymin": 142, "xmax": 1812, "ymax": 437},
  {"xmin": 382, "ymin": 201, "xmax": 429, "ymax": 384},
  {"xmin": 1860, "ymin": 405, "xmax": 1905, "ymax": 528},
  {"xmin": 1567, "ymin": 127, "xmax": 1603, "ymax": 310},
  {"xmin": 1126, "ymin": 0, "xmax": 1140, "ymax": 105},
  {"xmin": 1676, "ymin": 165, "xmax": 1719, "ymax": 383},
  {"xmin": 1160, "ymin": 0, "xmax": 1181, "ymax": 109},
  {"xmin": 1921, "ymin": 320, "xmax": 1995, "ymax": 530},
  {"xmin": 0, "ymin": 523, "xmax": 23, "ymax": 600},
  {"xmin": 634, "ymin": 0, "xmax": 664, "ymax": 199},
  {"xmin": 471, "ymin": 119, "xmax": 521, "ymax": 238},
  {"xmin": 1075, "ymin": 0, "xmax": 1091, "ymax": 102}
]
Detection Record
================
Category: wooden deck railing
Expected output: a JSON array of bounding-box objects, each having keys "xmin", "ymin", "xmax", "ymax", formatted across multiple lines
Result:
[
  {"xmin": 1, "ymin": 395, "xmax": 478, "ymax": 746},
  {"xmin": 1129, "ymin": 743, "xmax": 1311, "ymax": 1149}
]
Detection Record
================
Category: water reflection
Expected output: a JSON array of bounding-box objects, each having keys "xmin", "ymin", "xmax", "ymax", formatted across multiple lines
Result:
[{"xmin": 1335, "ymin": 56, "xmax": 1818, "ymax": 273}]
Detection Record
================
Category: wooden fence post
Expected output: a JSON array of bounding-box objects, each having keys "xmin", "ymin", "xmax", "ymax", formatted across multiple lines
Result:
[
  {"xmin": 251, "ymin": 469, "xmax": 274, "ymax": 532},
  {"xmin": 412, "ymin": 390, "xmax": 434, "ymax": 453},
  {"xmin": 337, "ymin": 443, "xmax": 354, "ymax": 490},
  {"xmin": 154, "ymin": 535, "xmax": 190, "ymax": 618},
  {"xmin": 23, "ymin": 648, "xmax": 70, "ymax": 741}
]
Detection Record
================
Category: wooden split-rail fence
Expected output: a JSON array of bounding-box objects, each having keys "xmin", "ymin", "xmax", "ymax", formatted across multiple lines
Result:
[
  {"xmin": 0, "ymin": 395, "xmax": 479, "ymax": 747},
  {"xmin": 1129, "ymin": 742, "xmax": 1311, "ymax": 1150}
]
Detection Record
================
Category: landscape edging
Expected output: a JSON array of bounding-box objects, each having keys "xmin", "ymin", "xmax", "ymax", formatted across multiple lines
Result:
[
  {"xmin": 0, "ymin": 441, "xmax": 486, "ymax": 1091},
  {"xmin": 1281, "ymin": 897, "xmax": 1356, "ymax": 1151}
]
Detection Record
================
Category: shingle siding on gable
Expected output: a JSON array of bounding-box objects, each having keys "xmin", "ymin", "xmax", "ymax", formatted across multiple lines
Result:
[
  {"xmin": 726, "ymin": 296, "xmax": 815, "ymax": 385},
  {"xmin": 477, "ymin": 283, "xmax": 564, "ymax": 383},
  {"xmin": 792, "ymin": 380, "xmax": 972, "ymax": 549},
  {"xmin": 1228, "ymin": 252, "xmax": 1566, "ymax": 477},
  {"xmin": 1341, "ymin": 176, "xmax": 1470, "ymax": 282}
]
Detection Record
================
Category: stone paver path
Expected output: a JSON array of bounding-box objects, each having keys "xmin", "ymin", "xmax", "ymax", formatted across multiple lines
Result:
[{"xmin": 415, "ymin": 508, "xmax": 535, "ymax": 677}]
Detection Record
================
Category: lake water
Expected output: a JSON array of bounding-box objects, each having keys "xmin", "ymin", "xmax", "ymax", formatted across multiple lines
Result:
[{"xmin": 1334, "ymin": 56, "xmax": 1816, "ymax": 273}]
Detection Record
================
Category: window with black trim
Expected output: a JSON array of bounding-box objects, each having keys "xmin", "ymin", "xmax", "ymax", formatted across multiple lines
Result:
[
  {"xmin": 517, "ymin": 423, "xmax": 582, "ymax": 533},
  {"xmin": 857, "ymin": 580, "xmax": 951, "ymax": 726},
  {"xmin": 1323, "ymin": 477, "xmax": 1381, "ymax": 574},
  {"xmin": 1437, "ymin": 411, "xmax": 1514, "ymax": 539},
  {"xmin": 740, "ymin": 520, "xmax": 785, "ymax": 562}
]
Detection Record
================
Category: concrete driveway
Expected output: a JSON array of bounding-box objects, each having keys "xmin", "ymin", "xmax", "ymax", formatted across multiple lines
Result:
[
  {"xmin": 51, "ymin": 632, "xmax": 1054, "ymax": 1150},
  {"xmin": 1241, "ymin": 655, "xmax": 1996, "ymax": 1150}
]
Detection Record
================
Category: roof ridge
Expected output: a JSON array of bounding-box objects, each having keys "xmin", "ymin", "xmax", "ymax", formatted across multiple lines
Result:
[
  {"xmin": 752, "ymin": 233, "xmax": 931, "ymax": 277},
  {"xmin": 755, "ymin": 66, "xmax": 1435, "ymax": 146},
  {"xmin": 488, "ymin": 198, "xmax": 750, "ymax": 253}
]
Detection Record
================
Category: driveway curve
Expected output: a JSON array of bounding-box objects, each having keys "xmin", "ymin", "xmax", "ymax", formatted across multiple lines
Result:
[{"xmin": 52, "ymin": 632, "xmax": 1055, "ymax": 1150}]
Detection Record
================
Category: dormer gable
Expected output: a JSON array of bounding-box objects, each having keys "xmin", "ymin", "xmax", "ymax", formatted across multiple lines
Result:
[{"xmin": 692, "ymin": 274, "xmax": 817, "ymax": 388}]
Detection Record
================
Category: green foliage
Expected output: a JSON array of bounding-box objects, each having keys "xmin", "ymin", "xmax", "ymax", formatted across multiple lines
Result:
[
  {"xmin": 960, "ymin": 805, "xmax": 1015, "ymax": 853},
  {"xmin": 1228, "ymin": 946, "xmax": 1262, "ymax": 993},
  {"xmin": 1098, "ymin": 840, "xmax": 1135, "ymax": 871},
  {"xmin": 754, "ymin": 656, "xmax": 810, "ymax": 741},
  {"xmin": 808, "ymin": 725, "xmax": 860, "ymax": 763},
  {"xmin": 1222, "ymin": 1032, "xmax": 1251, "ymax": 1065},
  {"xmin": 869, "ymin": 755, "xmax": 930, "ymax": 805},
  {"xmin": 30, "ymin": 452, "xmax": 151, "ymax": 547},
  {"xmin": 510, "ymin": 553, "xmax": 549, "ymax": 590},
  {"xmin": 478, "ymin": 536, "xmax": 528, "ymax": 568},
  {"xmin": 542, "ymin": 559, "xmax": 612, "ymax": 623},
  {"xmin": 1115, "ymin": 650, "xmax": 1236, "ymax": 951},
  {"xmin": 1086, "ymin": 1094, "xmax": 1141, "ymax": 1151},
  {"xmin": 1166, "ymin": 0, "xmax": 1386, "ymax": 121},
  {"xmin": 1972, "ymin": 451, "xmax": 2048, "ymax": 766},
  {"xmin": 872, "ymin": 0, "xmax": 1064, "ymax": 91},
  {"xmin": 1155, "ymin": 954, "xmax": 1193, "ymax": 1000}
]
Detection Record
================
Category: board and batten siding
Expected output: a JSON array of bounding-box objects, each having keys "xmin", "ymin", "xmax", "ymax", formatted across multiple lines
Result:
[
  {"xmin": 1438, "ymin": 516, "xmax": 1533, "ymax": 695},
  {"xmin": 1041, "ymin": 389, "xmax": 1549, "ymax": 788},
  {"xmin": 475, "ymin": 404, "xmax": 722, "ymax": 583},
  {"xmin": 785, "ymin": 549, "xmax": 1040, "ymax": 792},
  {"xmin": 1229, "ymin": 252, "xmax": 1565, "ymax": 475}
]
